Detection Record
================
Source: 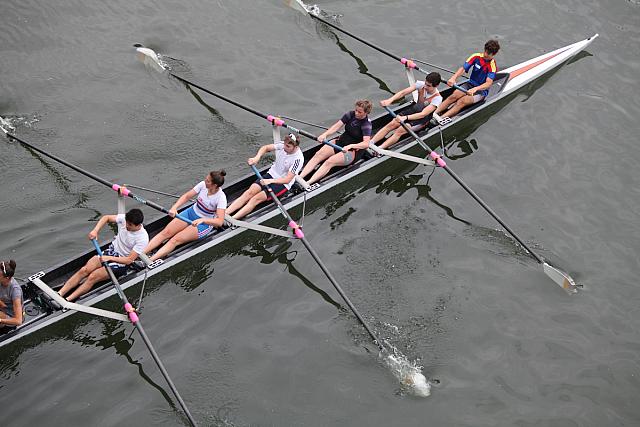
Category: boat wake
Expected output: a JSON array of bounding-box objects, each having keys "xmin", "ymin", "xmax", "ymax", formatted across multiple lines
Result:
[{"xmin": 0, "ymin": 115, "xmax": 39, "ymax": 134}]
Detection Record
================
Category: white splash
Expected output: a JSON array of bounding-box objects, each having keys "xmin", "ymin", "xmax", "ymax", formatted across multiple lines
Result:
[{"xmin": 382, "ymin": 349, "xmax": 431, "ymax": 397}]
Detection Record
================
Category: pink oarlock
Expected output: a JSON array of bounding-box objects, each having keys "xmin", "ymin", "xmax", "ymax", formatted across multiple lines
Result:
[
  {"xmin": 429, "ymin": 151, "xmax": 447, "ymax": 167},
  {"xmin": 266, "ymin": 115, "xmax": 285, "ymax": 127}
]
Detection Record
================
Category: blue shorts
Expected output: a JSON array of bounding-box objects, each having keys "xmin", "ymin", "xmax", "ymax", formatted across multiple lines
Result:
[
  {"xmin": 255, "ymin": 173, "xmax": 288, "ymax": 200},
  {"xmin": 104, "ymin": 244, "xmax": 130, "ymax": 277},
  {"xmin": 182, "ymin": 206, "xmax": 214, "ymax": 239}
]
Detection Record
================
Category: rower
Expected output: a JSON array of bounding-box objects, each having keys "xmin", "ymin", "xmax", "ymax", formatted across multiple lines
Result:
[
  {"xmin": 299, "ymin": 100, "xmax": 373, "ymax": 185},
  {"xmin": 371, "ymin": 72, "xmax": 442, "ymax": 150},
  {"xmin": 58, "ymin": 209, "xmax": 149, "ymax": 301},
  {"xmin": 434, "ymin": 39, "xmax": 500, "ymax": 123},
  {"xmin": 144, "ymin": 170, "xmax": 228, "ymax": 261},
  {"xmin": 226, "ymin": 133, "xmax": 304, "ymax": 220},
  {"xmin": 0, "ymin": 260, "xmax": 23, "ymax": 328}
]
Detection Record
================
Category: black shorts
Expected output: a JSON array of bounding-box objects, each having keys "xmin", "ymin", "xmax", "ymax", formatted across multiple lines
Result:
[
  {"xmin": 333, "ymin": 133, "xmax": 367, "ymax": 164},
  {"xmin": 404, "ymin": 103, "xmax": 433, "ymax": 128},
  {"xmin": 255, "ymin": 173, "xmax": 288, "ymax": 200}
]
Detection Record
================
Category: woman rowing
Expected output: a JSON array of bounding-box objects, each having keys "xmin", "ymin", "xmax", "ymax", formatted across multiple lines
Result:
[
  {"xmin": 299, "ymin": 99, "xmax": 373, "ymax": 186},
  {"xmin": 226, "ymin": 133, "xmax": 304, "ymax": 219},
  {"xmin": 144, "ymin": 170, "xmax": 227, "ymax": 261},
  {"xmin": 0, "ymin": 260, "xmax": 23, "ymax": 328}
]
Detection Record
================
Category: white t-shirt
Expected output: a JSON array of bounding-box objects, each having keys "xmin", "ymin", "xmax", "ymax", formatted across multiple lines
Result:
[
  {"xmin": 111, "ymin": 214, "xmax": 149, "ymax": 256},
  {"xmin": 415, "ymin": 81, "xmax": 443, "ymax": 108},
  {"xmin": 192, "ymin": 181, "xmax": 228, "ymax": 217},
  {"xmin": 267, "ymin": 142, "xmax": 304, "ymax": 189}
]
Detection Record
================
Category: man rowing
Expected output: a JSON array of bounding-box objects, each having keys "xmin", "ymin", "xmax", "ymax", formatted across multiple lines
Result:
[
  {"xmin": 226, "ymin": 133, "xmax": 304, "ymax": 219},
  {"xmin": 371, "ymin": 72, "xmax": 442, "ymax": 149},
  {"xmin": 144, "ymin": 170, "xmax": 228, "ymax": 261},
  {"xmin": 0, "ymin": 260, "xmax": 23, "ymax": 328},
  {"xmin": 58, "ymin": 209, "xmax": 149, "ymax": 301},
  {"xmin": 299, "ymin": 100, "xmax": 373, "ymax": 185},
  {"xmin": 434, "ymin": 39, "xmax": 500, "ymax": 122}
]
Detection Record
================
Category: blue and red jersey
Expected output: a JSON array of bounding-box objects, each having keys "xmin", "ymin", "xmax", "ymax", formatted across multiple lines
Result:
[{"xmin": 463, "ymin": 53, "xmax": 498, "ymax": 93}]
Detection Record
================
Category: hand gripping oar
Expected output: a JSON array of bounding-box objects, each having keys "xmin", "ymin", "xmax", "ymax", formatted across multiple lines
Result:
[
  {"xmin": 382, "ymin": 106, "xmax": 579, "ymax": 293},
  {"xmin": 1, "ymin": 124, "xmax": 194, "ymax": 226},
  {"xmin": 250, "ymin": 165, "xmax": 383, "ymax": 347},
  {"xmin": 91, "ymin": 240, "xmax": 197, "ymax": 426},
  {"xmin": 135, "ymin": 47, "xmax": 345, "ymax": 152},
  {"xmin": 286, "ymin": 0, "xmax": 461, "ymax": 77}
]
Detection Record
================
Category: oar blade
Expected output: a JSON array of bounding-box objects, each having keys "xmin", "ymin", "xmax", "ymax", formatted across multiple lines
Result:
[
  {"xmin": 543, "ymin": 262, "xmax": 579, "ymax": 294},
  {"xmin": 134, "ymin": 45, "xmax": 167, "ymax": 73},
  {"xmin": 284, "ymin": 0, "xmax": 310, "ymax": 14},
  {"xmin": 0, "ymin": 116, "xmax": 14, "ymax": 134}
]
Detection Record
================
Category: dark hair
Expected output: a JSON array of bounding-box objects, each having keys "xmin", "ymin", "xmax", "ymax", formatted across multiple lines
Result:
[
  {"xmin": 1, "ymin": 260, "xmax": 16, "ymax": 278},
  {"xmin": 284, "ymin": 133, "xmax": 300, "ymax": 147},
  {"xmin": 355, "ymin": 99, "xmax": 373, "ymax": 114},
  {"xmin": 209, "ymin": 170, "xmax": 226, "ymax": 187},
  {"xmin": 125, "ymin": 208, "xmax": 144, "ymax": 226},
  {"xmin": 425, "ymin": 72, "xmax": 441, "ymax": 86},
  {"xmin": 484, "ymin": 39, "xmax": 500, "ymax": 55}
]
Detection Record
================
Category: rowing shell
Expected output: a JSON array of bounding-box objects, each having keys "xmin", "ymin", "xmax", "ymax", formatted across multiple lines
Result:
[{"xmin": 0, "ymin": 34, "xmax": 597, "ymax": 348}]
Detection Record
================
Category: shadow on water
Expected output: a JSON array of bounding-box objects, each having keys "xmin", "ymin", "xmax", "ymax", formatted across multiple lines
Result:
[
  {"xmin": 309, "ymin": 18, "xmax": 393, "ymax": 94},
  {"xmin": 9, "ymin": 128, "xmax": 104, "ymax": 218}
]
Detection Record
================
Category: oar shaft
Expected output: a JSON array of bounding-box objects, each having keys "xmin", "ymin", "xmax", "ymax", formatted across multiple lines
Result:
[
  {"xmin": 382, "ymin": 106, "xmax": 544, "ymax": 264},
  {"xmin": 91, "ymin": 240, "xmax": 197, "ymax": 426},
  {"xmin": 6, "ymin": 132, "xmax": 192, "ymax": 225},
  {"xmin": 308, "ymin": 14, "xmax": 456, "ymax": 75},
  {"xmin": 250, "ymin": 165, "xmax": 383, "ymax": 349},
  {"xmin": 169, "ymin": 73, "xmax": 345, "ymax": 152}
]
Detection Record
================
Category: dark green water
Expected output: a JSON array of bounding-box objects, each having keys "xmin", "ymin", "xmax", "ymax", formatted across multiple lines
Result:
[{"xmin": 1, "ymin": 0, "xmax": 639, "ymax": 425}]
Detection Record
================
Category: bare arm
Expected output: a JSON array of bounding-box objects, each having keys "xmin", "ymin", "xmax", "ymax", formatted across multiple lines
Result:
[
  {"xmin": 193, "ymin": 208, "xmax": 226, "ymax": 228},
  {"xmin": 0, "ymin": 298, "xmax": 23, "ymax": 326},
  {"xmin": 447, "ymin": 66, "xmax": 466, "ymax": 87},
  {"xmin": 102, "ymin": 250, "xmax": 140, "ymax": 266},
  {"xmin": 468, "ymin": 77, "xmax": 494, "ymax": 95},
  {"xmin": 343, "ymin": 135, "xmax": 371, "ymax": 152},
  {"xmin": 380, "ymin": 85, "xmax": 417, "ymax": 107},
  {"xmin": 317, "ymin": 120, "xmax": 344, "ymax": 142},
  {"xmin": 248, "ymin": 144, "xmax": 275, "ymax": 165},
  {"xmin": 88, "ymin": 214, "xmax": 117, "ymax": 240},
  {"xmin": 168, "ymin": 189, "xmax": 198, "ymax": 216}
]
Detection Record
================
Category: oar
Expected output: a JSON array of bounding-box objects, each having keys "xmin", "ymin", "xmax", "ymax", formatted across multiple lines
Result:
[
  {"xmin": 91, "ymin": 240, "xmax": 197, "ymax": 426},
  {"xmin": 1, "ymin": 123, "xmax": 194, "ymax": 226},
  {"xmin": 135, "ymin": 47, "xmax": 345, "ymax": 152},
  {"xmin": 250, "ymin": 165, "xmax": 384, "ymax": 348},
  {"xmin": 286, "ymin": 0, "xmax": 458, "ymax": 77},
  {"xmin": 250, "ymin": 163, "xmax": 430, "ymax": 396},
  {"xmin": 382, "ymin": 106, "xmax": 578, "ymax": 293}
]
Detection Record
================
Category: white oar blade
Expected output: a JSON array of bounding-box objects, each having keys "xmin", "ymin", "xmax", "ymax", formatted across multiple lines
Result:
[
  {"xmin": 284, "ymin": 0, "xmax": 310, "ymax": 14},
  {"xmin": 543, "ymin": 262, "xmax": 579, "ymax": 294},
  {"xmin": 0, "ymin": 116, "xmax": 13, "ymax": 134},
  {"xmin": 135, "ymin": 46, "xmax": 167, "ymax": 73}
]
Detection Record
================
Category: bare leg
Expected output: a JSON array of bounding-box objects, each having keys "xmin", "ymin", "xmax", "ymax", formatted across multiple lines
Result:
[
  {"xmin": 232, "ymin": 191, "xmax": 269, "ymax": 220},
  {"xmin": 58, "ymin": 256, "xmax": 102, "ymax": 297},
  {"xmin": 66, "ymin": 267, "xmax": 110, "ymax": 301},
  {"xmin": 299, "ymin": 145, "xmax": 336, "ymax": 179},
  {"xmin": 441, "ymin": 95, "xmax": 476, "ymax": 118},
  {"xmin": 371, "ymin": 121, "xmax": 400, "ymax": 144},
  {"xmin": 307, "ymin": 151, "xmax": 351, "ymax": 185},
  {"xmin": 435, "ymin": 90, "xmax": 465, "ymax": 115},
  {"xmin": 144, "ymin": 218, "xmax": 189, "ymax": 254},
  {"xmin": 151, "ymin": 225, "xmax": 200, "ymax": 261},
  {"xmin": 227, "ymin": 183, "xmax": 262, "ymax": 215},
  {"xmin": 379, "ymin": 127, "xmax": 408, "ymax": 149}
]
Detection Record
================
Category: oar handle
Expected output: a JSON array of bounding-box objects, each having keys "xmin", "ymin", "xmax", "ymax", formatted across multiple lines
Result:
[{"xmin": 321, "ymin": 137, "xmax": 344, "ymax": 152}]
